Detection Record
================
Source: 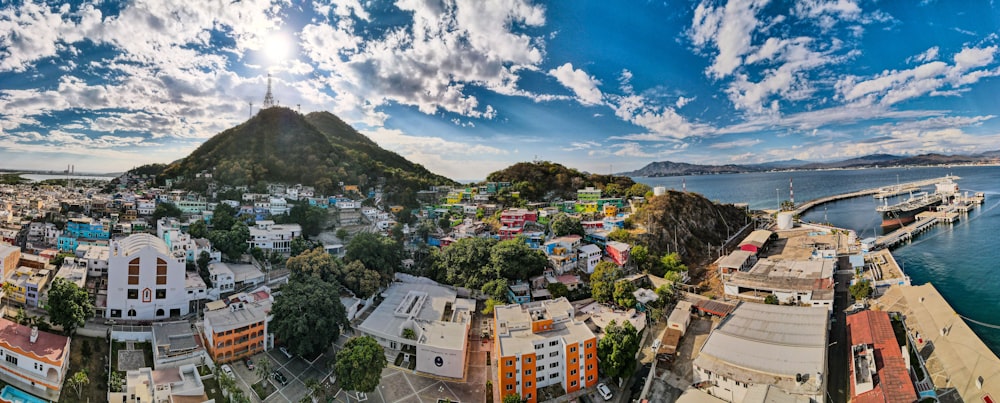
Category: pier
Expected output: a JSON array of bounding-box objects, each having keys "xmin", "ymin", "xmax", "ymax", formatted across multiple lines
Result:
[
  {"xmin": 791, "ymin": 176, "xmax": 958, "ymax": 216},
  {"xmin": 874, "ymin": 193, "xmax": 984, "ymax": 248}
]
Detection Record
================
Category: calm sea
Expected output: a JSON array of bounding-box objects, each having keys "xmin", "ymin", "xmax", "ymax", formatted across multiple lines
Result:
[{"xmin": 636, "ymin": 165, "xmax": 1000, "ymax": 354}]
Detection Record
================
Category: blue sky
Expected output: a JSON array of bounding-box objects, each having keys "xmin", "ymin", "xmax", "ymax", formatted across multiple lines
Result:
[{"xmin": 2, "ymin": 1, "xmax": 1000, "ymax": 181}]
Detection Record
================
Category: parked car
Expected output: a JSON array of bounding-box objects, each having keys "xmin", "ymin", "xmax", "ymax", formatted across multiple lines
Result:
[
  {"xmin": 279, "ymin": 346, "xmax": 293, "ymax": 359},
  {"xmin": 244, "ymin": 358, "xmax": 254, "ymax": 370},
  {"xmin": 597, "ymin": 383, "xmax": 613, "ymax": 401},
  {"xmin": 650, "ymin": 339, "xmax": 661, "ymax": 351},
  {"xmin": 220, "ymin": 364, "xmax": 234, "ymax": 379},
  {"xmin": 847, "ymin": 302, "xmax": 867, "ymax": 313},
  {"xmin": 272, "ymin": 370, "xmax": 289, "ymax": 386}
]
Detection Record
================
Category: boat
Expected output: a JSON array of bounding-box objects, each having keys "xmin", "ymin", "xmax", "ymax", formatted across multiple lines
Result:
[{"xmin": 876, "ymin": 191, "xmax": 944, "ymax": 228}]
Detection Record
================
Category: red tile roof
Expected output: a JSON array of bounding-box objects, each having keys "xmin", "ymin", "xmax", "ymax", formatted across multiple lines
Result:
[
  {"xmin": 0, "ymin": 318, "xmax": 69, "ymax": 365},
  {"xmin": 847, "ymin": 311, "xmax": 918, "ymax": 403}
]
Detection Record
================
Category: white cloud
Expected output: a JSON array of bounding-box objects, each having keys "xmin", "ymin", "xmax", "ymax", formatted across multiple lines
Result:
[
  {"xmin": 612, "ymin": 142, "xmax": 655, "ymax": 158},
  {"xmin": 561, "ymin": 141, "xmax": 602, "ymax": 151},
  {"xmin": 908, "ymin": 46, "xmax": 939, "ymax": 64},
  {"xmin": 548, "ymin": 63, "xmax": 604, "ymax": 106},
  {"xmin": 709, "ymin": 138, "xmax": 762, "ymax": 149},
  {"xmin": 836, "ymin": 45, "xmax": 1000, "ymax": 106},
  {"xmin": 361, "ymin": 127, "xmax": 511, "ymax": 180},
  {"xmin": 689, "ymin": 0, "xmax": 769, "ymax": 79},
  {"xmin": 675, "ymin": 96, "xmax": 694, "ymax": 108}
]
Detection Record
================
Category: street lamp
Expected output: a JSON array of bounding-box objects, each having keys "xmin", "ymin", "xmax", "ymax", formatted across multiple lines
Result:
[{"xmin": 776, "ymin": 188, "xmax": 780, "ymax": 210}]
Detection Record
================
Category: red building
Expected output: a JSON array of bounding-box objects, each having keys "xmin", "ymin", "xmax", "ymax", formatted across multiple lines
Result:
[
  {"xmin": 605, "ymin": 241, "xmax": 631, "ymax": 267},
  {"xmin": 847, "ymin": 310, "xmax": 918, "ymax": 403},
  {"xmin": 738, "ymin": 229, "xmax": 772, "ymax": 254},
  {"xmin": 500, "ymin": 209, "xmax": 537, "ymax": 229}
]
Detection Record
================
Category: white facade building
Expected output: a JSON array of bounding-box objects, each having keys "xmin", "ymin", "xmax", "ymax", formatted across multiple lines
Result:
[
  {"xmin": 137, "ymin": 200, "xmax": 156, "ymax": 215},
  {"xmin": 105, "ymin": 233, "xmax": 191, "ymax": 320},
  {"xmin": 577, "ymin": 244, "xmax": 602, "ymax": 274},
  {"xmin": 0, "ymin": 319, "xmax": 71, "ymax": 401},
  {"xmin": 248, "ymin": 220, "xmax": 301, "ymax": 253},
  {"xmin": 269, "ymin": 197, "xmax": 288, "ymax": 216},
  {"xmin": 208, "ymin": 262, "xmax": 236, "ymax": 294}
]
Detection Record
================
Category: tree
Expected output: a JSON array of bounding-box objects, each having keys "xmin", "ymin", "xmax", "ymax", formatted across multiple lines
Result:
[
  {"xmin": 345, "ymin": 232, "xmax": 402, "ymax": 283},
  {"xmin": 546, "ymin": 282, "xmax": 569, "ymax": 299},
  {"xmin": 290, "ymin": 237, "xmax": 315, "ymax": 257},
  {"xmin": 656, "ymin": 252, "xmax": 687, "ymax": 277},
  {"xmin": 502, "ymin": 393, "xmax": 524, "ymax": 403},
  {"xmin": 188, "ymin": 219, "xmax": 208, "ymax": 239},
  {"xmin": 336, "ymin": 228, "xmax": 349, "ymax": 241},
  {"xmin": 402, "ymin": 328, "xmax": 416, "ymax": 340},
  {"xmin": 590, "ymin": 262, "xmax": 623, "ymax": 304},
  {"xmin": 152, "ymin": 203, "xmax": 182, "ymax": 221},
  {"xmin": 597, "ymin": 320, "xmax": 641, "ymax": 384},
  {"xmin": 197, "ymin": 251, "xmax": 212, "ymax": 274},
  {"xmin": 764, "ymin": 294, "xmax": 779, "ymax": 305},
  {"xmin": 437, "ymin": 237, "xmax": 498, "ymax": 289},
  {"xmin": 625, "ymin": 183, "xmax": 652, "ymax": 199},
  {"xmin": 482, "ymin": 298, "xmax": 503, "ymax": 315},
  {"xmin": 613, "ymin": 280, "xmax": 637, "ymax": 309},
  {"xmin": 217, "ymin": 369, "xmax": 236, "ymax": 398},
  {"xmin": 287, "ymin": 248, "xmax": 381, "ymax": 298},
  {"xmin": 334, "ymin": 336, "xmax": 388, "ymax": 394},
  {"xmin": 490, "ymin": 239, "xmax": 547, "ymax": 280},
  {"xmin": 212, "ymin": 203, "xmax": 238, "ymax": 230},
  {"xmin": 630, "ymin": 244, "xmax": 651, "ymax": 273},
  {"xmin": 109, "ymin": 370, "xmax": 125, "ymax": 393},
  {"xmin": 67, "ymin": 369, "xmax": 89, "ymax": 397},
  {"xmin": 46, "ymin": 278, "xmax": 93, "ymax": 335},
  {"xmin": 270, "ymin": 279, "xmax": 349, "ymax": 358},
  {"xmin": 481, "ymin": 278, "xmax": 509, "ymax": 301},
  {"xmin": 850, "ymin": 280, "xmax": 872, "ymax": 301},
  {"xmin": 549, "ymin": 213, "xmax": 584, "ymax": 237},
  {"xmin": 653, "ymin": 284, "xmax": 674, "ymax": 307},
  {"xmin": 255, "ymin": 356, "xmax": 273, "ymax": 382},
  {"xmin": 287, "ymin": 203, "xmax": 327, "ymax": 238},
  {"xmin": 608, "ymin": 228, "xmax": 632, "ymax": 243}
]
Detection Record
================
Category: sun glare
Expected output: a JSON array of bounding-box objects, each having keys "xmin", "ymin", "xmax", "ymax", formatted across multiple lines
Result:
[{"xmin": 261, "ymin": 32, "xmax": 291, "ymax": 65}]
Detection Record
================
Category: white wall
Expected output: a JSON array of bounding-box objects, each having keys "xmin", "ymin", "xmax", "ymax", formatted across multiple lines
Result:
[{"xmin": 415, "ymin": 344, "xmax": 465, "ymax": 379}]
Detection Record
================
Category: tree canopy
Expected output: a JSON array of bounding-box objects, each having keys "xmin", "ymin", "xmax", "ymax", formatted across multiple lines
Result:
[
  {"xmin": 46, "ymin": 278, "xmax": 93, "ymax": 335},
  {"xmin": 590, "ymin": 262, "xmax": 623, "ymax": 304},
  {"xmin": 208, "ymin": 221, "xmax": 250, "ymax": 261},
  {"xmin": 270, "ymin": 279, "xmax": 349, "ymax": 358},
  {"xmin": 287, "ymin": 248, "xmax": 381, "ymax": 298},
  {"xmin": 613, "ymin": 280, "xmax": 637, "ymax": 309},
  {"xmin": 490, "ymin": 239, "xmax": 548, "ymax": 281},
  {"xmin": 345, "ymin": 232, "xmax": 402, "ymax": 283},
  {"xmin": 549, "ymin": 213, "xmax": 585, "ymax": 237},
  {"xmin": 152, "ymin": 203, "xmax": 182, "ymax": 221},
  {"xmin": 334, "ymin": 336, "xmax": 388, "ymax": 393},
  {"xmin": 284, "ymin": 203, "xmax": 328, "ymax": 238},
  {"xmin": 597, "ymin": 320, "xmax": 641, "ymax": 383},
  {"xmin": 437, "ymin": 237, "xmax": 498, "ymax": 289}
]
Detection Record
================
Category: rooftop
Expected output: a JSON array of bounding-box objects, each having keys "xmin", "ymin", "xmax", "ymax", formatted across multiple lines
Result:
[
  {"xmin": 358, "ymin": 281, "xmax": 473, "ymax": 350},
  {"xmin": 718, "ymin": 250, "xmax": 755, "ymax": 269},
  {"xmin": 847, "ymin": 311, "xmax": 917, "ymax": 403},
  {"xmin": 739, "ymin": 229, "xmax": 773, "ymax": 248},
  {"xmin": 204, "ymin": 299, "xmax": 270, "ymax": 333},
  {"xmin": 152, "ymin": 321, "xmax": 200, "ymax": 355},
  {"xmin": 726, "ymin": 258, "xmax": 835, "ymax": 292},
  {"xmin": 694, "ymin": 302, "xmax": 827, "ymax": 395},
  {"xmin": 115, "ymin": 233, "xmax": 169, "ymax": 256},
  {"xmin": 0, "ymin": 317, "xmax": 69, "ymax": 364},
  {"xmin": 494, "ymin": 298, "xmax": 596, "ymax": 356}
]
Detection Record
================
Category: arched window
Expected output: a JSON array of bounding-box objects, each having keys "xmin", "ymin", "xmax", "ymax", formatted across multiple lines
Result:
[
  {"xmin": 156, "ymin": 309, "xmax": 165, "ymax": 317},
  {"xmin": 156, "ymin": 258, "xmax": 168, "ymax": 285},
  {"xmin": 128, "ymin": 258, "xmax": 140, "ymax": 285},
  {"xmin": 127, "ymin": 309, "xmax": 136, "ymax": 317}
]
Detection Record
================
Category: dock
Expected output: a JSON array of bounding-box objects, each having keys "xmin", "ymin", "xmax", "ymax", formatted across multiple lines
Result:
[
  {"xmin": 874, "ymin": 193, "xmax": 984, "ymax": 248},
  {"xmin": 791, "ymin": 176, "xmax": 958, "ymax": 216},
  {"xmin": 872, "ymin": 184, "xmax": 921, "ymax": 199}
]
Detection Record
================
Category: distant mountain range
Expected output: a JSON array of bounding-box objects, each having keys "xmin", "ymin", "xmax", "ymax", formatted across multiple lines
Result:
[{"xmin": 621, "ymin": 152, "xmax": 1000, "ymax": 177}]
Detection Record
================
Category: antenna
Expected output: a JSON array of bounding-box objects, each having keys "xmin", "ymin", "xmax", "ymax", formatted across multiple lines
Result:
[
  {"xmin": 262, "ymin": 73, "xmax": 276, "ymax": 108},
  {"xmin": 297, "ymin": 104, "xmax": 301, "ymax": 113},
  {"xmin": 249, "ymin": 101, "xmax": 253, "ymax": 119}
]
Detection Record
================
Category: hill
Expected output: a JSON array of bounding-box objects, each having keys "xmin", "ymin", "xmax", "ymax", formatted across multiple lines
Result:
[
  {"xmin": 484, "ymin": 161, "xmax": 637, "ymax": 201},
  {"xmin": 635, "ymin": 189, "xmax": 748, "ymax": 265},
  {"xmin": 161, "ymin": 107, "xmax": 456, "ymax": 204},
  {"xmin": 621, "ymin": 160, "xmax": 761, "ymax": 177}
]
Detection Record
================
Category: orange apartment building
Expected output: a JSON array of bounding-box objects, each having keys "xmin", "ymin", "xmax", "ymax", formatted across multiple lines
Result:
[
  {"xmin": 202, "ymin": 290, "xmax": 271, "ymax": 363},
  {"xmin": 494, "ymin": 298, "xmax": 599, "ymax": 403}
]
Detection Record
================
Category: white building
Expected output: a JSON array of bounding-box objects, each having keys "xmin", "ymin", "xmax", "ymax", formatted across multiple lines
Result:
[
  {"xmin": 269, "ymin": 197, "xmax": 288, "ymax": 216},
  {"xmin": 207, "ymin": 262, "xmax": 236, "ymax": 294},
  {"xmin": 723, "ymin": 259, "xmax": 836, "ymax": 309},
  {"xmin": 75, "ymin": 244, "xmax": 110, "ymax": 276},
  {"xmin": 108, "ymin": 365, "xmax": 210, "ymax": 403},
  {"xmin": 0, "ymin": 319, "xmax": 71, "ymax": 401},
  {"xmin": 105, "ymin": 233, "xmax": 191, "ymax": 320},
  {"xmin": 577, "ymin": 244, "xmax": 602, "ymax": 274},
  {"xmin": 693, "ymin": 303, "xmax": 828, "ymax": 403},
  {"xmin": 357, "ymin": 280, "xmax": 474, "ymax": 379},
  {"xmin": 137, "ymin": 200, "xmax": 156, "ymax": 216},
  {"xmin": 248, "ymin": 220, "xmax": 301, "ymax": 253}
]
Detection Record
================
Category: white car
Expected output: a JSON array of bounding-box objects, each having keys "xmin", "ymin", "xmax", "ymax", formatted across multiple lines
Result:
[
  {"xmin": 220, "ymin": 364, "xmax": 234, "ymax": 379},
  {"xmin": 597, "ymin": 383, "xmax": 613, "ymax": 401},
  {"xmin": 847, "ymin": 302, "xmax": 867, "ymax": 313},
  {"xmin": 650, "ymin": 339, "xmax": 661, "ymax": 352},
  {"xmin": 279, "ymin": 346, "xmax": 293, "ymax": 358}
]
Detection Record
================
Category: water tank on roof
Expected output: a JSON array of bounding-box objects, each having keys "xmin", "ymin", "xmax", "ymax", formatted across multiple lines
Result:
[{"xmin": 777, "ymin": 211, "xmax": 794, "ymax": 230}]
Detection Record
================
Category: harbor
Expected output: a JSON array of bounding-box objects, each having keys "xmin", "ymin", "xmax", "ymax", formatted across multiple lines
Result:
[
  {"xmin": 791, "ymin": 175, "xmax": 957, "ymax": 216},
  {"xmin": 874, "ymin": 191, "xmax": 985, "ymax": 248}
]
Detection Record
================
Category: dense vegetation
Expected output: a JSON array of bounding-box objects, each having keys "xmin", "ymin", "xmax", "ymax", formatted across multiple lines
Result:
[
  {"xmin": 485, "ymin": 161, "xmax": 640, "ymax": 201},
  {"xmin": 632, "ymin": 189, "xmax": 748, "ymax": 265},
  {"xmin": 161, "ymin": 107, "xmax": 456, "ymax": 205}
]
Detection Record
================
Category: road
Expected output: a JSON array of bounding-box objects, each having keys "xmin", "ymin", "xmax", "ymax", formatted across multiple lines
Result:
[{"xmin": 827, "ymin": 257, "xmax": 852, "ymax": 403}]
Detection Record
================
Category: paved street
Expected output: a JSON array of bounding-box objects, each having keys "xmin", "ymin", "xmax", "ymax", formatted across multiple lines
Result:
[{"xmin": 827, "ymin": 262, "xmax": 853, "ymax": 403}]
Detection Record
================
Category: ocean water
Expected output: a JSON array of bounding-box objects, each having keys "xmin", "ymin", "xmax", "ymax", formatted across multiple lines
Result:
[{"xmin": 636, "ymin": 165, "xmax": 1000, "ymax": 354}]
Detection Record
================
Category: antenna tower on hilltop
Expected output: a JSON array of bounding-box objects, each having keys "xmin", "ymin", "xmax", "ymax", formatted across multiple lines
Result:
[{"xmin": 262, "ymin": 73, "xmax": 276, "ymax": 108}]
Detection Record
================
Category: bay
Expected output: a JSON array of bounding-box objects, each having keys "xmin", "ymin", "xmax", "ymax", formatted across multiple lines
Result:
[{"xmin": 636, "ymin": 165, "xmax": 1000, "ymax": 354}]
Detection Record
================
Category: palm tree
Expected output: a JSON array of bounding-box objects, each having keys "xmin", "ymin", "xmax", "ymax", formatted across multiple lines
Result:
[
  {"xmin": 255, "ymin": 356, "xmax": 273, "ymax": 383},
  {"xmin": 67, "ymin": 370, "xmax": 90, "ymax": 397}
]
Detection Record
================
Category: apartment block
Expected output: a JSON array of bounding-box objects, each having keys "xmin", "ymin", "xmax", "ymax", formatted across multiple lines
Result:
[{"xmin": 494, "ymin": 298, "xmax": 598, "ymax": 403}]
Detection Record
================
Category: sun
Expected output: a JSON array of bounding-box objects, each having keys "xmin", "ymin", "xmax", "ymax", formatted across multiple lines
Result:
[{"xmin": 261, "ymin": 32, "xmax": 292, "ymax": 65}]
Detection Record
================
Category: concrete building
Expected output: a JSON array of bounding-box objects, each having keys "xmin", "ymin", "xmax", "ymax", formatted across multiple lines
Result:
[
  {"xmin": 577, "ymin": 244, "xmax": 602, "ymax": 274},
  {"xmin": 248, "ymin": 220, "xmax": 301, "ymax": 253},
  {"xmin": 0, "ymin": 244, "xmax": 22, "ymax": 280},
  {"xmin": 358, "ymin": 280, "xmax": 474, "ymax": 379},
  {"xmin": 5, "ymin": 266, "xmax": 50, "ymax": 307},
  {"xmin": 0, "ymin": 318, "xmax": 71, "ymax": 401},
  {"xmin": 207, "ymin": 262, "xmax": 236, "ymax": 294},
  {"xmin": 494, "ymin": 298, "xmax": 599, "ymax": 403},
  {"xmin": 105, "ymin": 233, "xmax": 190, "ymax": 320},
  {"xmin": 723, "ymin": 258, "xmax": 835, "ymax": 309},
  {"xmin": 667, "ymin": 300, "xmax": 693, "ymax": 336},
  {"xmin": 605, "ymin": 241, "xmax": 631, "ymax": 267},
  {"xmin": 718, "ymin": 250, "xmax": 756, "ymax": 277},
  {"xmin": 202, "ymin": 288, "xmax": 272, "ymax": 364},
  {"xmin": 693, "ymin": 303, "xmax": 828, "ymax": 403},
  {"xmin": 738, "ymin": 229, "xmax": 773, "ymax": 255},
  {"xmin": 108, "ymin": 365, "xmax": 210, "ymax": 403},
  {"xmin": 152, "ymin": 321, "xmax": 208, "ymax": 369},
  {"xmin": 846, "ymin": 310, "xmax": 917, "ymax": 403}
]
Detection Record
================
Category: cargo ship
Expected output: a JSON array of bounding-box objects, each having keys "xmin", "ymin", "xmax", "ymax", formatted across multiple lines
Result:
[{"xmin": 877, "ymin": 191, "xmax": 944, "ymax": 228}]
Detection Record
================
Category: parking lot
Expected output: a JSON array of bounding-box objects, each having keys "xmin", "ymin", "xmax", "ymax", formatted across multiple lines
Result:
[{"xmin": 229, "ymin": 346, "xmax": 335, "ymax": 402}]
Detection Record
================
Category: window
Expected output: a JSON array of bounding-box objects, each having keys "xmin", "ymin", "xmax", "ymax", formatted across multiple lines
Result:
[
  {"xmin": 110, "ymin": 309, "xmax": 121, "ymax": 318},
  {"xmin": 127, "ymin": 289, "xmax": 138, "ymax": 299},
  {"xmin": 527, "ymin": 393, "xmax": 532, "ymax": 399},
  {"xmin": 549, "ymin": 362, "xmax": 558, "ymax": 368},
  {"xmin": 534, "ymin": 344, "xmax": 543, "ymax": 349},
  {"xmin": 524, "ymin": 369, "xmax": 532, "ymax": 375},
  {"xmin": 549, "ymin": 341, "xmax": 559, "ymax": 347},
  {"xmin": 507, "ymin": 372, "xmax": 513, "ymax": 379},
  {"xmin": 570, "ymin": 346, "xmax": 577, "ymax": 353},
  {"xmin": 5, "ymin": 355, "xmax": 16, "ymax": 365},
  {"xmin": 587, "ymin": 353, "xmax": 593, "ymax": 359},
  {"xmin": 507, "ymin": 360, "xmax": 514, "ymax": 366},
  {"xmin": 506, "ymin": 385, "xmax": 513, "ymax": 391},
  {"xmin": 588, "ymin": 375, "xmax": 594, "ymax": 381},
  {"xmin": 127, "ymin": 309, "xmax": 136, "ymax": 317},
  {"xmin": 128, "ymin": 258, "xmax": 140, "ymax": 284},
  {"xmin": 549, "ymin": 351, "xmax": 558, "ymax": 357},
  {"xmin": 526, "ymin": 357, "xmax": 532, "ymax": 363},
  {"xmin": 571, "ymin": 358, "xmax": 577, "ymax": 364},
  {"xmin": 549, "ymin": 373, "xmax": 558, "ymax": 379},
  {"xmin": 571, "ymin": 380, "xmax": 577, "ymax": 387},
  {"xmin": 587, "ymin": 364, "xmax": 593, "ymax": 371},
  {"xmin": 586, "ymin": 342, "xmax": 593, "ymax": 348},
  {"xmin": 156, "ymin": 258, "xmax": 168, "ymax": 285},
  {"xmin": 526, "ymin": 382, "xmax": 532, "ymax": 387},
  {"xmin": 570, "ymin": 369, "xmax": 577, "ymax": 376},
  {"xmin": 156, "ymin": 289, "xmax": 166, "ymax": 299}
]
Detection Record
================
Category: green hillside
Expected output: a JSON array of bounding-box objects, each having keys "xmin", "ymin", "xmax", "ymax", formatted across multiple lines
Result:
[
  {"xmin": 162, "ymin": 107, "xmax": 456, "ymax": 203},
  {"xmin": 485, "ymin": 161, "xmax": 638, "ymax": 201}
]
